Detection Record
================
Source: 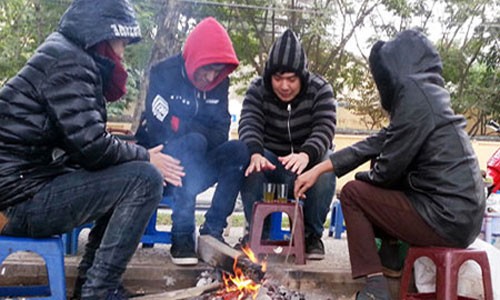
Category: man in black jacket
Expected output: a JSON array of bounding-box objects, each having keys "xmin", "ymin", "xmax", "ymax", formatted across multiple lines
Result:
[
  {"xmin": 238, "ymin": 29, "xmax": 337, "ymax": 260},
  {"xmin": 295, "ymin": 29, "xmax": 485, "ymax": 299},
  {"xmin": 0, "ymin": 0, "xmax": 184, "ymax": 299},
  {"xmin": 135, "ymin": 17, "xmax": 249, "ymax": 266}
]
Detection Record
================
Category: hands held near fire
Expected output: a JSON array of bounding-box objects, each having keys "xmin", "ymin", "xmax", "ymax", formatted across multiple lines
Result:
[
  {"xmin": 245, "ymin": 153, "xmax": 276, "ymax": 176},
  {"xmin": 148, "ymin": 145, "xmax": 185, "ymax": 187},
  {"xmin": 294, "ymin": 159, "xmax": 334, "ymax": 200},
  {"xmin": 278, "ymin": 152, "xmax": 309, "ymax": 175},
  {"xmin": 245, "ymin": 152, "xmax": 309, "ymax": 177}
]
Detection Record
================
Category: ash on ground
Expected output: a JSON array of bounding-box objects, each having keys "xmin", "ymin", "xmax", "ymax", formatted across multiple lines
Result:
[{"xmin": 194, "ymin": 269, "xmax": 309, "ymax": 300}]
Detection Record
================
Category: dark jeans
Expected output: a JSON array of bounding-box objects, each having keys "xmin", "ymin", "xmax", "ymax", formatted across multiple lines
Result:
[
  {"xmin": 241, "ymin": 149, "xmax": 336, "ymax": 238},
  {"xmin": 1, "ymin": 161, "xmax": 163, "ymax": 299},
  {"xmin": 163, "ymin": 133, "xmax": 249, "ymax": 241},
  {"xmin": 340, "ymin": 180, "xmax": 457, "ymax": 278}
]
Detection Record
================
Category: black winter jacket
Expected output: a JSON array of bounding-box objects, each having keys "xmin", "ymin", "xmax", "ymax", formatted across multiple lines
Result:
[
  {"xmin": 135, "ymin": 55, "xmax": 231, "ymax": 151},
  {"xmin": 330, "ymin": 30, "xmax": 485, "ymax": 247},
  {"xmin": 0, "ymin": 0, "xmax": 148, "ymax": 210}
]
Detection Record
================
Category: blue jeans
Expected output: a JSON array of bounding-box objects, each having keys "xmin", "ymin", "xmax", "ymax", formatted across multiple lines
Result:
[
  {"xmin": 241, "ymin": 150, "xmax": 336, "ymax": 238},
  {"xmin": 1, "ymin": 161, "xmax": 163, "ymax": 299},
  {"xmin": 163, "ymin": 133, "xmax": 249, "ymax": 241}
]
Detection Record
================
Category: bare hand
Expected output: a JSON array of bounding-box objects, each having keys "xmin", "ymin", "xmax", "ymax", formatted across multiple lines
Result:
[
  {"xmin": 294, "ymin": 168, "xmax": 321, "ymax": 199},
  {"xmin": 245, "ymin": 153, "xmax": 276, "ymax": 176},
  {"xmin": 294, "ymin": 159, "xmax": 334, "ymax": 199},
  {"xmin": 278, "ymin": 152, "xmax": 309, "ymax": 175},
  {"xmin": 148, "ymin": 145, "xmax": 185, "ymax": 187}
]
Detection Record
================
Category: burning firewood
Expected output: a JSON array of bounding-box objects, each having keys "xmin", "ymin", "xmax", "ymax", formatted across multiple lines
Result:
[{"xmin": 197, "ymin": 235, "xmax": 265, "ymax": 283}]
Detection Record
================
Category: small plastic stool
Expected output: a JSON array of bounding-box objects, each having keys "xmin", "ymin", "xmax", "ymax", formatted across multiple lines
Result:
[
  {"xmin": 328, "ymin": 199, "xmax": 346, "ymax": 239},
  {"xmin": 0, "ymin": 235, "xmax": 66, "ymax": 299},
  {"xmin": 141, "ymin": 195, "xmax": 173, "ymax": 247},
  {"xmin": 62, "ymin": 222, "xmax": 93, "ymax": 255},
  {"xmin": 399, "ymin": 247, "xmax": 494, "ymax": 300},
  {"xmin": 248, "ymin": 202, "xmax": 305, "ymax": 265}
]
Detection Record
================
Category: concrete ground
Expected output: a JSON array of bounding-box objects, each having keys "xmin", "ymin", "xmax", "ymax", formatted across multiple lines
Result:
[{"xmin": 0, "ymin": 221, "xmax": 405, "ymax": 299}]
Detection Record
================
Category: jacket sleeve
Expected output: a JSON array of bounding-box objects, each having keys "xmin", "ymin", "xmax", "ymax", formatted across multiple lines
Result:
[
  {"xmin": 238, "ymin": 79, "xmax": 266, "ymax": 155},
  {"xmin": 41, "ymin": 55, "xmax": 149, "ymax": 170},
  {"xmin": 143, "ymin": 70, "xmax": 176, "ymax": 147},
  {"xmin": 300, "ymin": 82, "xmax": 336, "ymax": 163},
  {"xmin": 338, "ymin": 81, "xmax": 435, "ymax": 187},
  {"xmin": 330, "ymin": 128, "xmax": 387, "ymax": 177}
]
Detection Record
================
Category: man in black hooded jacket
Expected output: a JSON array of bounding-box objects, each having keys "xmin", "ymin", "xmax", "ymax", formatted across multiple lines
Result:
[
  {"xmin": 0, "ymin": 0, "xmax": 184, "ymax": 299},
  {"xmin": 295, "ymin": 29, "xmax": 485, "ymax": 299}
]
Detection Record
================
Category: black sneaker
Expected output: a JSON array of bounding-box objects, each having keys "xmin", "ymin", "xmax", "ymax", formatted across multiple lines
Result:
[
  {"xmin": 356, "ymin": 275, "xmax": 392, "ymax": 300},
  {"xmin": 170, "ymin": 235, "xmax": 198, "ymax": 266},
  {"xmin": 305, "ymin": 235, "xmax": 325, "ymax": 260},
  {"xmin": 105, "ymin": 285, "xmax": 131, "ymax": 300}
]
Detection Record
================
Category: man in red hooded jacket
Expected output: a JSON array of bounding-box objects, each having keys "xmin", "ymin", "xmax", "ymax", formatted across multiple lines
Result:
[{"xmin": 136, "ymin": 17, "xmax": 249, "ymax": 265}]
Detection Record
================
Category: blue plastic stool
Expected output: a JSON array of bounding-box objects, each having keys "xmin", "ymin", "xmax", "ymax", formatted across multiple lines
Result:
[
  {"xmin": 141, "ymin": 195, "xmax": 173, "ymax": 247},
  {"xmin": 267, "ymin": 200, "xmax": 306, "ymax": 240},
  {"xmin": 62, "ymin": 223, "xmax": 93, "ymax": 255},
  {"xmin": 0, "ymin": 235, "xmax": 66, "ymax": 299},
  {"xmin": 269, "ymin": 212, "xmax": 290, "ymax": 240},
  {"xmin": 328, "ymin": 199, "xmax": 346, "ymax": 239}
]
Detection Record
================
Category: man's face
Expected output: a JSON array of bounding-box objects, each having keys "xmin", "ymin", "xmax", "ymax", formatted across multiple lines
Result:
[
  {"xmin": 108, "ymin": 39, "xmax": 128, "ymax": 60},
  {"xmin": 271, "ymin": 72, "xmax": 301, "ymax": 102},
  {"xmin": 193, "ymin": 64, "xmax": 226, "ymax": 90}
]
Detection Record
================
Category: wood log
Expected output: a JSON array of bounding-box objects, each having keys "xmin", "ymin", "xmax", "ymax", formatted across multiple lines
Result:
[
  {"xmin": 133, "ymin": 282, "xmax": 222, "ymax": 300},
  {"xmin": 197, "ymin": 235, "xmax": 265, "ymax": 282}
]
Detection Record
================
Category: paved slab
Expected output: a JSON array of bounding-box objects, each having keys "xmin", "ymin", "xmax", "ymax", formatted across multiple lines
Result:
[{"xmin": 0, "ymin": 225, "xmax": 403, "ymax": 299}]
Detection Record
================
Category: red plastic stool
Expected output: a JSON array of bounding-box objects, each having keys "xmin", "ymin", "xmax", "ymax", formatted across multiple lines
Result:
[
  {"xmin": 248, "ymin": 202, "xmax": 305, "ymax": 265},
  {"xmin": 399, "ymin": 247, "xmax": 494, "ymax": 300}
]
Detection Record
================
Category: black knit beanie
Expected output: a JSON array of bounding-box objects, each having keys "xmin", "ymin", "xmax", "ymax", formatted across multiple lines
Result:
[{"xmin": 263, "ymin": 29, "xmax": 309, "ymax": 94}]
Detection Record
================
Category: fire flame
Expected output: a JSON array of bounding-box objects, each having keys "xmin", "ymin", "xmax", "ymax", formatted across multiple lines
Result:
[{"xmin": 219, "ymin": 246, "xmax": 266, "ymax": 300}]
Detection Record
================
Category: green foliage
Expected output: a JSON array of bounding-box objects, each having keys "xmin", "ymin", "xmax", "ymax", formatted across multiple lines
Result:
[
  {"xmin": 439, "ymin": 44, "xmax": 467, "ymax": 84},
  {"xmin": 1, "ymin": 0, "xmax": 498, "ymax": 133},
  {"xmin": 0, "ymin": 0, "xmax": 68, "ymax": 84}
]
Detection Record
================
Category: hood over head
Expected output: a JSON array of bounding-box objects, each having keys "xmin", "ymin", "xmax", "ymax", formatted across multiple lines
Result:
[
  {"xmin": 263, "ymin": 29, "xmax": 309, "ymax": 95},
  {"xmin": 58, "ymin": 0, "xmax": 141, "ymax": 50},
  {"xmin": 369, "ymin": 29, "xmax": 443, "ymax": 111},
  {"xmin": 182, "ymin": 17, "xmax": 239, "ymax": 92}
]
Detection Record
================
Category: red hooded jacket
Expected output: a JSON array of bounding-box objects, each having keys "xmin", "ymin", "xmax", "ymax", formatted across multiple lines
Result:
[{"xmin": 182, "ymin": 17, "xmax": 239, "ymax": 91}]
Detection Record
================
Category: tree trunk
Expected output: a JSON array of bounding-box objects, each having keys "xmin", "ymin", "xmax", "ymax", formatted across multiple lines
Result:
[{"xmin": 131, "ymin": 0, "xmax": 183, "ymax": 132}]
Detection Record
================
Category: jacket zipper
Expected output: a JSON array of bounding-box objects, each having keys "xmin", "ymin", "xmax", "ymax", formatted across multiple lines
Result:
[{"xmin": 287, "ymin": 104, "xmax": 294, "ymax": 153}]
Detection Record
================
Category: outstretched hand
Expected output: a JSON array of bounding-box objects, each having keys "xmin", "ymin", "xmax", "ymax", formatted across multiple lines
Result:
[
  {"xmin": 278, "ymin": 152, "xmax": 309, "ymax": 175},
  {"xmin": 245, "ymin": 153, "xmax": 276, "ymax": 176},
  {"xmin": 148, "ymin": 145, "xmax": 185, "ymax": 187}
]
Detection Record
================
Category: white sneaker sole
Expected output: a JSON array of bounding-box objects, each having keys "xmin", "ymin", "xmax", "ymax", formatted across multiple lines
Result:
[
  {"xmin": 306, "ymin": 253, "xmax": 325, "ymax": 260},
  {"xmin": 171, "ymin": 256, "xmax": 199, "ymax": 265}
]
